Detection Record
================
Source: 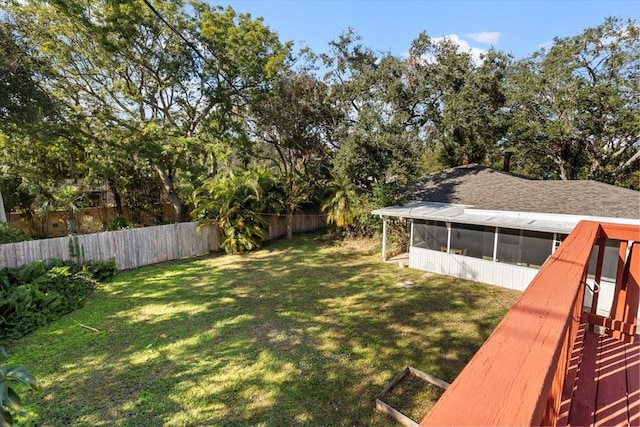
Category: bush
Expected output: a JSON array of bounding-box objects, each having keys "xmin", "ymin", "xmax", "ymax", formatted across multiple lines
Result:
[
  {"xmin": 107, "ymin": 216, "xmax": 128, "ymax": 231},
  {"xmin": 324, "ymin": 182, "xmax": 406, "ymax": 239},
  {"xmin": 0, "ymin": 259, "xmax": 116, "ymax": 341},
  {"xmin": 84, "ymin": 260, "xmax": 117, "ymax": 283},
  {"xmin": 194, "ymin": 167, "xmax": 283, "ymax": 254},
  {"xmin": 0, "ymin": 223, "xmax": 30, "ymax": 244}
]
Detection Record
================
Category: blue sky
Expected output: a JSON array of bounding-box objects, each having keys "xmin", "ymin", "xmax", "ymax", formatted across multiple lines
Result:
[{"xmin": 220, "ymin": 1, "xmax": 639, "ymax": 59}]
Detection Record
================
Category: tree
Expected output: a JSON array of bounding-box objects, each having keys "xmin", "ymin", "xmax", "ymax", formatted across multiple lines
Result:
[
  {"xmin": 251, "ymin": 70, "xmax": 335, "ymax": 238},
  {"xmin": 193, "ymin": 167, "xmax": 282, "ymax": 253},
  {"xmin": 0, "ymin": 21, "xmax": 57, "ymax": 135},
  {"xmin": 507, "ymin": 17, "xmax": 639, "ymax": 184},
  {"xmin": 321, "ymin": 175, "xmax": 357, "ymax": 229},
  {"xmin": 323, "ymin": 31, "xmax": 422, "ymax": 192},
  {"xmin": 6, "ymin": 0, "xmax": 290, "ymax": 222},
  {"xmin": 0, "ymin": 20, "xmax": 65, "ymax": 222},
  {"xmin": 405, "ymin": 34, "xmax": 511, "ymax": 167},
  {"xmin": 50, "ymin": 184, "xmax": 85, "ymax": 235}
]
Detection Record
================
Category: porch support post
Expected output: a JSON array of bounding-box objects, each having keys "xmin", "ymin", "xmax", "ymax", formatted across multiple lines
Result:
[
  {"xmin": 609, "ymin": 240, "xmax": 635, "ymax": 341},
  {"xmin": 382, "ymin": 216, "xmax": 388, "ymax": 261},
  {"xmin": 446, "ymin": 222, "xmax": 452, "ymax": 253},
  {"xmin": 409, "ymin": 219, "xmax": 414, "ymax": 249},
  {"xmin": 493, "ymin": 227, "xmax": 499, "ymax": 262}
]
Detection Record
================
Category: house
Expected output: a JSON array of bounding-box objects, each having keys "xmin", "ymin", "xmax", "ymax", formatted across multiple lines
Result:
[
  {"xmin": 372, "ymin": 164, "xmax": 640, "ymax": 317},
  {"xmin": 372, "ymin": 165, "xmax": 640, "ymax": 425}
]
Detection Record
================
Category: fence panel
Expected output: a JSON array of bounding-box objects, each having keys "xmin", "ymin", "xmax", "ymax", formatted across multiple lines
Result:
[
  {"xmin": 267, "ymin": 213, "xmax": 326, "ymax": 239},
  {"xmin": 0, "ymin": 222, "xmax": 219, "ymax": 270},
  {"xmin": 1, "ymin": 214, "xmax": 325, "ymax": 271}
]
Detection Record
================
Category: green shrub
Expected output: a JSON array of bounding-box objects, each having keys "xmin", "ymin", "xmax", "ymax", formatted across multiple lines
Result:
[
  {"xmin": 194, "ymin": 167, "xmax": 283, "ymax": 254},
  {"xmin": 0, "ymin": 259, "xmax": 115, "ymax": 341},
  {"xmin": 83, "ymin": 260, "xmax": 116, "ymax": 283},
  {"xmin": 107, "ymin": 216, "xmax": 128, "ymax": 231},
  {"xmin": 0, "ymin": 224, "xmax": 30, "ymax": 245}
]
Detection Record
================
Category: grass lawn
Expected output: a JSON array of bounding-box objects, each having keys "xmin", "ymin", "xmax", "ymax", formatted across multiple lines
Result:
[{"xmin": 7, "ymin": 234, "xmax": 521, "ymax": 426}]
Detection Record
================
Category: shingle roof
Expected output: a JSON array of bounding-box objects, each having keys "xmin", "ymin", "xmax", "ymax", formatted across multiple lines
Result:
[{"xmin": 407, "ymin": 164, "xmax": 640, "ymax": 219}]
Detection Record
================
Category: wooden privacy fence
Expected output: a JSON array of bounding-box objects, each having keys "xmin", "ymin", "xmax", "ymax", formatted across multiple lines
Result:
[
  {"xmin": 0, "ymin": 222, "xmax": 219, "ymax": 271},
  {"xmin": 267, "ymin": 213, "xmax": 327, "ymax": 239},
  {"xmin": 0, "ymin": 214, "xmax": 326, "ymax": 271}
]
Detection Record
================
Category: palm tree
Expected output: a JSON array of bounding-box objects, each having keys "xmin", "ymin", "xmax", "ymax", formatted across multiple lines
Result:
[
  {"xmin": 193, "ymin": 167, "xmax": 283, "ymax": 254},
  {"xmin": 322, "ymin": 176, "xmax": 358, "ymax": 229},
  {"xmin": 52, "ymin": 185, "xmax": 84, "ymax": 235}
]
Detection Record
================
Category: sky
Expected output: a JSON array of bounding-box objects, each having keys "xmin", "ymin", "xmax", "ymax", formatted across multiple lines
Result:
[{"xmin": 219, "ymin": 1, "xmax": 639, "ymax": 60}]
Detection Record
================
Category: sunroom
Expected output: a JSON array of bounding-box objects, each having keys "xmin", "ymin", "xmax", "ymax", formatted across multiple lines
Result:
[{"xmin": 372, "ymin": 202, "xmax": 640, "ymax": 317}]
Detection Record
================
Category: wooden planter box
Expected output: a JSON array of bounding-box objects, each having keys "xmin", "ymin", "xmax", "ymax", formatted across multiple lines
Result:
[{"xmin": 375, "ymin": 366, "xmax": 450, "ymax": 427}]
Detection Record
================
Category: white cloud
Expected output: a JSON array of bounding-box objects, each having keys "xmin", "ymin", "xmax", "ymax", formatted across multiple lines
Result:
[
  {"xmin": 433, "ymin": 34, "xmax": 487, "ymax": 65},
  {"xmin": 466, "ymin": 32, "xmax": 501, "ymax": 45},
  {"xmin": 538, "ymin": 41, "xmax": 554, "ymax": 51}
]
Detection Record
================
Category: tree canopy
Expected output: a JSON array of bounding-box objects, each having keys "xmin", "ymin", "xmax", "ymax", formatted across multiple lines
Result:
[{"xmin": 0, "ymin": 2, "xmax": 637, "ymax": 241}]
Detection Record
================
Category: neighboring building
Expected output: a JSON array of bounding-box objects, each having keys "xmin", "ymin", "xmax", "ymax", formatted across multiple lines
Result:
[{"xmin": 372, "ymin": 164, "xmax": 640, "ymax": 316}]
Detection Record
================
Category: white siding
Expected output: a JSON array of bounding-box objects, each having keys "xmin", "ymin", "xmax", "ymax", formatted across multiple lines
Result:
[
  {"xmin": 409, "ymin": 246, "xmax": 539, "ymax": 292},
  {"xmin": 409, "ymin": 247, "xmax": 639, "ymax": 320}
]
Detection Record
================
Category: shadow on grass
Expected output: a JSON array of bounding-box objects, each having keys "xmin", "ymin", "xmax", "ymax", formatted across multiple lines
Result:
[{"xmin": 9, "ymin": 234, "xmax": 520, "ymax": 426}]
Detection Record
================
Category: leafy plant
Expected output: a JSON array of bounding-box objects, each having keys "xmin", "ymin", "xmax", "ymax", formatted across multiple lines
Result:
[
  {"xmin": 108, "ymin": 216, "xmax": 128, "ymax": 231},
  {"xmin": 0, "ymin": 346, "xmax": 40, "ymax": 427},
  {"xmin": 322, "ymin": 180, "xmax": 405, "ymax": 239},
  {"xmin": 83, "ymin": 260, "xmax": 116, "ymax": 283},
  {"xmin": 0, "ymin": 259, "xmax": 115, "ymax": 340},
  {"xmin": 51, "ymin": 185, "xmax": 85, "ymax": 235},
  {"xmin": 193, "ymin": 167, "xmax": 283, "ymax": 254},
  {"xmin": 322, "ymin": 176, "xmax": 358, "ymax": 229},
  {"xmin": 0, "ymin": 224, "xmax": 30, "ymax": 245}
]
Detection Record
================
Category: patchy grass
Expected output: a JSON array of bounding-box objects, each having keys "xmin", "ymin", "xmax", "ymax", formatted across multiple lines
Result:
[{"xmin": 7, "ymin": 234, "xmax": 520, "ymax": 426}]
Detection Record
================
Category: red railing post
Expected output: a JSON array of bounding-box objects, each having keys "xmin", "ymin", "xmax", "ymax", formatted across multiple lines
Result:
[{"xmin": 607, "ymin": 240, "xmax": 638, "ymax": 342}]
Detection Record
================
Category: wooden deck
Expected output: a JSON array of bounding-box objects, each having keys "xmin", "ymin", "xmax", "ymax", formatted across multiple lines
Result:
[
  {"xmin": 420, "ymin": 221, "xmax": 639, "ymax": 426},
  {"xmin": 558, "ymin": 323, "xmax": 640, "ymax": 426}
]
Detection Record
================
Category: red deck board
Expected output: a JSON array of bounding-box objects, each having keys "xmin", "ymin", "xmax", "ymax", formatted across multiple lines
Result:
[
  {"xmin": 627, "ymin": 339, "xmax": 640, "ymax": 426},
  {"xmin": 559, "ymin": 325, "xmax": 640, "ymax": 427},
  {"xmin": 558, "ymin": 324, "xmax": 586, "ymax": 425},
  {"xmin": 594, "ymin": 335, "xmax": 629, "ymax": 426},
  {"xmin": 567, "ymin": 330, "xmax": 600, "ymax": 426}
]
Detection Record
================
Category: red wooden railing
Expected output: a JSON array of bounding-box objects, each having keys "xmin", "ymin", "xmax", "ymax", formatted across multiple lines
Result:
[{"xmin": 420, "ymin": 221, "xmax": 640, "ymax": 426}]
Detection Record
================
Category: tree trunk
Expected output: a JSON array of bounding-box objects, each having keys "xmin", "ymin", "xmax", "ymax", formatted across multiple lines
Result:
[
  {"xmin": 170, "ymin": 194, "xmax": 190, "ymax": 223},
  {"xmin": 108, "ymin": 179, "xmax": 124, "ymax": 217},
  {"xmin": 286, "ymin": 207, "xmax": 293, "ymax": 239},
  {"xmin": 67, "ymin": 210, "xmax": 77, "ymax": 234},
  {"xmin": 555, "ymin": 159, "xmax": 568, "ymax": 180},
  {"xmin": 155, "ymin": 165, "xmax": 190, "ymax": 223}
]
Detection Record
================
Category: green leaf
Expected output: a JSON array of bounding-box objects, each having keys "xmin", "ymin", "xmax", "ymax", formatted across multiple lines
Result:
[
  {"xmin": 4, "ymin": 388, "xmax": 21, "ymax": 410},
  {"xmin": 0, "ymin": 408, "xmax": 12, "ymax": 427},
  {"xmin": 7, "ymin": 367, "xmax": 40, "ymax": 390},
  {"xmin": 0, "ymin": 382, "xmax": 7, "ymax": 405}
]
